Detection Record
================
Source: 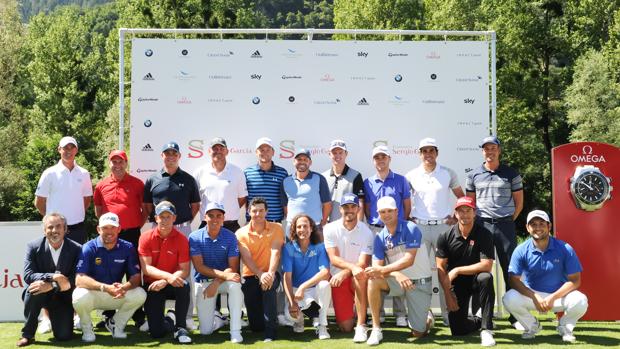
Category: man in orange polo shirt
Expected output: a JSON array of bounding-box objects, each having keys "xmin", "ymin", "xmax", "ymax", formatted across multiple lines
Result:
[
  {"xmin": 236, "ymin": 197, "xmax": 285, "ymax": 342},
  {"xmin": 138, "ymin": 201, "xmax": 192, "ymax": 344}
]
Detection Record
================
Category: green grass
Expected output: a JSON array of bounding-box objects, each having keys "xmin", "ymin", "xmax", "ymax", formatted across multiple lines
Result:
[{"xmin": 3, "ymin": 314, "xmax": 619, "ymax": 348}]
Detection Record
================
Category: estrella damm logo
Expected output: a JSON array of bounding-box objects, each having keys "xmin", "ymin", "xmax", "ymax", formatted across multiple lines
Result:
[{"xmin": 95, "ymin": 257, "xmax": 102, "ymax": 265}]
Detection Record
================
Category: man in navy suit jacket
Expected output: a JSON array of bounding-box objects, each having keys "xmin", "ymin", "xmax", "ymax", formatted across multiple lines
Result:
[{"xmin": 17, "ymin": 213, "xmax": 82, "ymax": 347}]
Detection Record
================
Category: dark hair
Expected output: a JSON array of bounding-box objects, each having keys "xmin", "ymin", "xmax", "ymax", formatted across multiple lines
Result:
[
  {"xmin": 249, "ymin": 197, "xmax": 268, "ymax": 211},
  {"xmin": 289, "ymin": 214, "xmax": 321, "ymax": 245}
]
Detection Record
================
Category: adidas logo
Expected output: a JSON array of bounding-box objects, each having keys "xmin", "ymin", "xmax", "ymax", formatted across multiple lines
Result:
[
  {"xmin": 142, "ymin": 144, "xmax": 153, "ymax": 151},
  {"xmin": 143, "ymin": 73, "xmax": 154, "ymax": 80},
  {"xmin": 251, "ymin": 50, "xmax": 262, "ymax": 58},
  {"xmin": 357, "ymin": 98, "xmax": 369, "ymax": 106}
]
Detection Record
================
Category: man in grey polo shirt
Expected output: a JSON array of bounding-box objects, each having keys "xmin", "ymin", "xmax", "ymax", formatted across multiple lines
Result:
[
  {"xmin": 322, "ymin": 140, "xmax": 365, "ymax": 222},
  {"xmin": 466, "ymin": 135, "xmax": 523, "ymax": 326}
]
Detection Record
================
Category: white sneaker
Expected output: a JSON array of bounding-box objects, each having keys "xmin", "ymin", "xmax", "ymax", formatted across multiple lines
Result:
[
  {"xmin": 139, "ymin": 321, "xmax": 149, "ymax": 332},
  {"xmin": 442, "ymin": 312, "xmax": 450, "ymax": 326},
  {"xmin": 396, "ymin": 316, "xmax": 408, "ymax": 327},
  {"xmin": 105, "ymin": 318, "xmax": 127, "ymax": 339},
  {"xmin": 366, "ymin": 328, "xmax": 383, "ymax": 346},
  {"xmin": 230, "ymin": 330, "xmax": 243, "ymax": 343},
  {"xmin": 81, "ymin": 326, "xmax": 96, "ymax": 343},
  {"xmin": 213, "ymin": 315, "xmax": 227, "ymax": 331},
  {"xmin": 480, "ymin": 329, "xmax": 496, "ymax": 347},
  {"xmin": 278, "ymin": 314, "xmax": 294, "ymax": 327},
  {"xmin": 353, "ymin": 325, "xmax": 368, "ymax": 343},
  {"xmin": 38, "ymin": 318, "xmax": 52, "ymax": 334},
  {"xmin": 558, "ymin": 325, "xmax": 576, "ymax": 343},
  {"xmin": 522, "ymin": 320, "xmax": 542, "ymax": 339},
  {"xmin": 317, "ymin": 325, "xmax": 330, "ymax": 339},
  {"xmin": 73, "ymin": 315, "xmax": 81, "ymax": 330},
  {"xmin": 174, "ymin": 327, "xmax": 192, "ymax": 344},
  {"xmin": 293, "ymin": 317, "xmax": 305, "ymax": 333},
  {"xmin": 513, "ymin": 321, "xmax": 526, "ymax": 331},
  {"xmin": 185, "ymin": 317, "xmax": 197, "ymax": 331},
  {"xmin": 263, "ymin": 338, "xmax": 273, "ymax": 343},
  {"xmin": 312, "ymin": 317, "xmax": 319, "ymax": 328},
  {"xmin": 427, "ymin": 310, "xmax": 435, "ymax": 330}
]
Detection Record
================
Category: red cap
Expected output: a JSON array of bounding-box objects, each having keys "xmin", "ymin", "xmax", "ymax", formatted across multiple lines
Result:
[
  {"xmin": 108, "ymin": 150, "xmax": 128, "ymax": 161},
  {"xmin": 455, "ymin": 196, "xmax": 476, "ymax": 210}
]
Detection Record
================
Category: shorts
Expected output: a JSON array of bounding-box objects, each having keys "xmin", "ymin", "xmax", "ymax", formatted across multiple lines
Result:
[{"xmin": 331, "ymin": 276, "xmax": 355, "ymax": 323}]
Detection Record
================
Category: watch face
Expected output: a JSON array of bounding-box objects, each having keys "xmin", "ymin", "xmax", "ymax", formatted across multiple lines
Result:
[{"xmin": 574, "ymin": 171, "xmax": 609, "ymax": 205}]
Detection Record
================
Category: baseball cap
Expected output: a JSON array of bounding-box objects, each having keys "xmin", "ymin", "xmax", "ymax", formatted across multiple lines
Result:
[
  {"xmin": 255, "ymin": 137, "xmax": 273, "ymax": 149},
  {"xmin": 59, "ymin": 136, "xmax": 78, "ymax": 148},
  {"xmin": 376, "ymin": 196, "xmax": 397, "ymax": 212},
  {"xmin": 480, "ymin": 136, "xmax": 501, "ymax": 148},
  {"xmin": 455, "ymin": 196, "xmax": 476, "ymax": 210},
  {"xmin": 98, "ymin": 212, "xmax": 120, "ymax": 227},
  {"xmin": 294, "ymin": 148, "xmax": 311, "ymax": 160},
  {"xmin": 418, "ymin": 137, "xmax": 438, "ymax": 150},
  {"xmin": 527, "ymin": 210, "xmax": 550, "ymax": 224},
  {"xmin": 372, "ymin": 145, "xmax": 390, "ymax": 157},
  {"xmin": 205, "ymin": 202, "xmax": 226, "ymax": 214},
  {"xmin": 329, "ymin": 139, "xmax": 347, "ymax": 152},
  {"xmin": 210, "ymin": 137, "xmax": 227, "ymax": 148},
  {"xmin": 108, "ymin": 149, "xmax": 128, "ymax": 161},
  {"xmin": 155, "ymin": 201, "xmax": 176, "ymax": 216},
  {"xmin": 340, "ymin": 193, "xmax": 359, "ymax": 206},
  {"xmin": 162, "ymin": 141, "xmax": 180, "ymax": 153}
]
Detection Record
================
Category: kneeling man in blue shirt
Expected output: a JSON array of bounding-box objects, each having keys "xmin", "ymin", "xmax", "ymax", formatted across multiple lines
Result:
[{"xmin": 502, "ymin": 210, "xmax": 588, "ymax": 343}]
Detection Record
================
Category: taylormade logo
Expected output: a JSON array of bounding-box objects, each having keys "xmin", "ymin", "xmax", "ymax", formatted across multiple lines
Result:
[
  {"xmin": 357, "ymin": 98, "xmax": 369, "ymax": 106},
  {"xmin": 251, "ymin": 50, "xmax": 262, "ymax": 58}
]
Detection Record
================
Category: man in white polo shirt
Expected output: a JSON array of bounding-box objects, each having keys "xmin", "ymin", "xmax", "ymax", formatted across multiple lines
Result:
[
  {"xmin": 35, "ymin": 136, "xmax": 93, "ymax": 245},
  {"xmin": 406, "ymin": 137, "xmax": 464, "ymax": 324}
]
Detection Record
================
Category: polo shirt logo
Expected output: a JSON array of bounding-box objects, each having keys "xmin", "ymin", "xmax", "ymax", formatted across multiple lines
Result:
[
  {"xmin": 179, "ymin": 183, "xmax": 185, "ymax": 187},
  {"xmin": 167, "ymin": 250, "xmax": 174, "ymax": 255},
  {"xmin": 470, "ymin": 240, "xmax": 475, "ymax": 246},
  {"xmin": 95, "ymin": 257, "xmax": 102, "ymax": 265},
  {"xmin": 553, "ymin": 258, "xmax": 560, "ymax": 263},
  {"xmin": 308, "ymin": 250, "xmax": 317, "ymax": 257},
  {"xmin": 114, "ymin": 259, "xmax": 126, "ymax": 263}
]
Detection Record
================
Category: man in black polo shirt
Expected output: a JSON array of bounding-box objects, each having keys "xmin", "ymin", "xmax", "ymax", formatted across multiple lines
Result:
[{"xmin": 436, "ymin": 196, "xmax": 496, "ymax": 347}]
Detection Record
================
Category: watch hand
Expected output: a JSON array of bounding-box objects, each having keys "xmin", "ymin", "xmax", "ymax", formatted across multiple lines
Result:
[{"xmin": 581, "ymin": 182, "xmax": 594, "ymax": 191}]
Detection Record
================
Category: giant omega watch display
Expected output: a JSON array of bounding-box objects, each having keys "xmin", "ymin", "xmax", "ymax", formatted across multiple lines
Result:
[{"xmin": 569, "ymin": 165, "xmax": 613, "ymax": 212}]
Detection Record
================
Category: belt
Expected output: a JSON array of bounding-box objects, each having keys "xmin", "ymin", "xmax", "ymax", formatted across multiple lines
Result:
[
  {"xmin": 175, "ymin": 221, "xmax": 192, "ymax": 227},
  {"xmin": 67, "ymin": 222, "xmax": 84, "ymax": 228},
  {"xmin": 413, "ymin": 218, "xmax": 448, "ymax": 226},
  {"xmin": 479, "ymin": 216, "xmax": 513, "ymax": 224},
  {"xmin": 413, "ymin": 277, "xmax": 433, "ymax": 285},
  {"xmin": 224, "ymin": 220, "xmax": 238, "ymax": 224},
  {"xmin": 369, "ymin": 223, "xmax": 384, "ymax": 228}
]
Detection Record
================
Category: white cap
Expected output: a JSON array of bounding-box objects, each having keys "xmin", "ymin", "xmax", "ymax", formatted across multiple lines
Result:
[
  {"xmin": 526, "ymin": 210, "xmax": 550, "ymax": 224},
  {"xmin": 59, "ymin": 136, "xmax": 78, "ymax": 148},
  {"xmin": 372, "ymin": 145, "xmax": 390, "ymax": 157},
  {"xmin": 255, "ymin": 137, "xmax": 273, "ymax": 149},
  {"xmin": 98, "ymin": 212, "xmax": 120, "ymax": 227},
  {"xmin": 376, "ymin": 196, "xmax": 397, "ymax": 212},
  {"xmin": 418, "ymin": 137, "xmax": 437, "ymax": 150},
  {"xmin": 329, "ymin": 139, "xmax": 347, "ymax": 151}
]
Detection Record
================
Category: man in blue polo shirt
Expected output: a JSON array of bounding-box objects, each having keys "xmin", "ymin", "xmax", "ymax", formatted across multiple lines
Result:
[
  {"xmin": 189, "ymin": 202, "xmax": 243, "ymax": 343},
  {"xmin": 72, "ymin": 213, "xmax": 146, "ymax": 342},
  {"xmin": 281, "ymin": 148, "xmax": 331, "ymax": 230},
  {"xmin": 503, "ymin": 210, "xmax": 588, "ymax": 343}
]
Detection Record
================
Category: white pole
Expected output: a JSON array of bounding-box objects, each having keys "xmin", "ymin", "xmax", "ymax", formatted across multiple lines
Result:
[
  {"xmin": 490, "ymin": 31, "xmax": 497, "ymax": 136},
  {"xmin": 118, "ymin": 28, "xmax": 126, "ymax": 150}
]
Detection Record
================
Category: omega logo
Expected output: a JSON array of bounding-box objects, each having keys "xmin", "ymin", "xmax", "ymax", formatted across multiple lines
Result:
[{"xmin": 570, "ymin": 145, "xmax": 606, "ymax": 163}]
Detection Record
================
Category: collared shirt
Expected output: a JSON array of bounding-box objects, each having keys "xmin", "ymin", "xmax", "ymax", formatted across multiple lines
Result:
[
  {"xmin": 323, "ymin": 219, "xmax": 373, "ymax": 275},
  {"xmin": 509, "ymin": 237, "xmax": 582, "ymax": 293},
  {"xmin": 281, "ymin": 171, "xmax": 331, "ymax": 223},
  {"xmin": 188, "ymin": 227, "xmax": 239, "ymax": 282},
  {"xmin": 244, "ymin": 162, "xmax": 289, "ymax": 221},
  {"xmin": 465, "ymin": 163, "xmax": 523, "ymax": 218},
  {"xmin": 76, "ymin": 237, "xmax": 140, "ymax": 284},
  {"xmin": 363, "ymin": 170, "xmax": 411, "ymax": 225},
  {"xmin": 143, "ymin": 168, "xmax": 200, "ymax": 224},
  {"xmin": 406, "ymin": 164, "xmax": 460, "ymax": 220},
  {"xmin": 282, "ymin": 241, "xmax": 329, "ymax": 288},
  {"xmin": 48, "ymin": 241, "xmax": 64, "ymax": 267},
  {"xmin": 35, "ymin": 161, "xmax": 93, "ymax": 225},
  {"xmin": 236, "ymin": 221, "xmax": 285, "ymax": 277},
  {"xmin": 322, "ymin": 164, "xmax": 365, "ymax": 221},
  {"xmin": 138, "ymin": 227, "xmax": 190, "ymax": 284},
  {"xmin": 193, "ymin": 162, "xmax": 248, "ymax": 221},
  {"xmin": 373, "ymin": 220, "xmax": 431, "ymax": 280},
  {"xmin": 436, "ymin": 222, "xmax": 495, "ymax": 272},
  {"xmin": 94, "ymin": 173, "xmax": 145, "ymax": 229}
]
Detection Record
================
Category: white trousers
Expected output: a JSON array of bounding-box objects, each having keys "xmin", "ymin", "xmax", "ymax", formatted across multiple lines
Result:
[
  {"xmin": 72, "ymin": 287, "xmax": 146, "ymax": 330},
  {"xmin": 285, "ymin": 280, "xmax": 332, "ymax": 326},
  {"xmin": 195, "ymin": 281, "xmax": 243, "ymax": 335},
  {"xmin": 503, "ymin": 288, "xmax": 588, "ymax": 331}
]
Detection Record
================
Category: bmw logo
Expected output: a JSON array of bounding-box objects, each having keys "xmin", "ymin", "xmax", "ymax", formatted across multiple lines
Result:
[
  {"xmin": 394, "ymin": 74, "xmax": 403, "ymax": 82},
  {"xmin": 181, "ymin": 49, "xmax": 188, "ymax": 56},
  {"xmin": 144, "ymin": 119, "xmax": 152, "ymax": 127},
  {"xmin": 252, "ymin": 97, "xmax": 261, "ymax": 105},
  {"xmin": 145, "ymin": 49, "xmax": 153, "ymax": 57},
  {"xmin": 431, "ymin": 73, "xmax": 437, "ymax": 80},
  {"xmin": 288, "ymin": 96, "xmax": 295, "ymax": 102}
]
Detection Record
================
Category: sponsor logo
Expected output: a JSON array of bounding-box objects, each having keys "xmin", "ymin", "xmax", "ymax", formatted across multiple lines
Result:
[
  {"xmin": 282, "ymin": 75, "xmax": 302, "ymax": 80},
  {"xmin": 142, "ymin": 144, "xmax": 153, "ymax": 151},
  {"xmin": 181, "ymin": 49, "xmax": 188, "ymax": 56},
  {"xmin": 320, "ymin": 74, "xmax": 335, "ymax": 82},
  {"xmin": 208, "ymin": 74, "xmax": 232, "ymax": 80},
  {"xmin": 207, "ymin": 98, "xmax": 233, "ymax": 103},
  {"xmin": 282, "ymin": 48, "xmax": 302, "ymax": 58},
  {"xmin": 315, "ymin": 52, "xmax": 338, "ymax": 57},
  {"xmin": 350, "ymin": 76, "xmax": 376, "ymax": 81},
  {"xmin": 464, "ymin": 98, "xmax": 475, "ymax": 104},
  {"xmin": 392, "ymin": 145, "xmax": 417, "ymax": 156},
  {"xmin": 137, "ymin": 97, "xmax": 158, "ymax": 102},
  {"xmin": 394, "ymin": 74, "xmax": 403, "ymax": 82},
  {"xmin": 143, "ymin": 73, "xmax": 154, "ymax": 80},
  {"xmin": 313, "ymin": 98, "xmax": 341, "ymax": 105},
  {"xmin": 426, "ymin": 51, "xmax": 440, "ymax": 59},
  {"xmin": 143, "ymin": 119, "xmax": 152, "ymax": 127},
  {"xmin": 456, "ymin": 76, "xmax": 483, "ymax": 82},
  {"xmin": 288, "ymin": 96, "xmax": 295, "ymax": 103},
  {"xmin": 430, "ymin": 73, "xmax": 437, "ymax": 80},
  {"xmin": 388, "ymin": 52, "xmax": 408, "ymax": 57},
  {"xmin": 1, "ymin": 269, "xmax": 24, "ymax": 288},
  {"xmin": 95, "ymin": 257, "xmax": 102, "ymax": 265},
  {"xmin": 422, "ymin": 99, "xmax": 445, "ymax": 104},
  {"xmin": 250, "ymin": 74, "xmax": 262, "ymax": 80},
  {"xmin": 357, "ymin": 98, "xmax": 369, "ymax": 106},
  {"xmin": 357, "ymin": 51, "xmax": 368, "ymax": 58},
  {"xmin": 207, "ymin": 51, "xmax": 234, "ymax": 57},
  {"xmin": 457, "ymin": 121, "xmax": 483, "ymax": 126},
  {"xmin": 145, "ymin": 49, "xmax": 153, "ymax": 57},
  {"xmin": 136, "ymin": 168, "xmax": 157, "ymax": 173},
  {"xmin": 389, "ymin": 95, "xmax": 410, "ymax": 106},
  {"xmin": 251, "ymin": 50, "xmax": 262, "ymax": 58},
  {"xmin": 465, "ymin": 168, "xmax": 474, "ymax": 173},
  {"xmin": 457, "ymin": 52, "xmax": 482, "ymax": 57},
  {"xmin": 175, "ymin": 70, "xmax": 195, "ymax": 80},
  {"xmin": 177, "ymin": 97, "xmax": 192, "ymax": 104},
  {"xmin": 457, "ymin": 147, "xmax": 479, "ymax": 151},
  {"xmin": 570, "ymin": 145, "xmax": 606, "ymax": 163},
  {"xmin": 278, "ymin": 140, "xmax": 330, "ymax": 159},
  {"xmin": 252, "ymin": 97, "xmax": 261, "ymax": 105}
]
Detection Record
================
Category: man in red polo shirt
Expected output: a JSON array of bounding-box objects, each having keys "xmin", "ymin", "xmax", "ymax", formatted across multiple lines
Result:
[{"xmin": 138, "ymin": 201, "xmax": 192, "ymax": 344}]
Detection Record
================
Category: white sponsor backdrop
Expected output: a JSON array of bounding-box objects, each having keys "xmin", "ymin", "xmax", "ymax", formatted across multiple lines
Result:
[{"xmin": 129, "ymin": 39, "xmax": 490, "ymax": 183}]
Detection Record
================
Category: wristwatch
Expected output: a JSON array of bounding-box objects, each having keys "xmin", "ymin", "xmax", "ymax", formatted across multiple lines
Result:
[{"xmin": 569, "ymin": 165, "xmax": 613, "ymax": 211}]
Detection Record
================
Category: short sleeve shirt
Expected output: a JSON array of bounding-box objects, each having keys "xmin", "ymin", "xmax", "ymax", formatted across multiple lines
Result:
[
  {"xmin": 465, "ymin": 164, "xmax": 523, "ymax": 218},
  {"xmin": 281, "ymin": 171, "xmax": 331, "ymax": 223},
  {"xmin": 94, "ymin": 174, "xmax": 144, "ymax": 229},
  {"xmin": 244, "ymin": 162, "xmax": 289, "ymax": 221},
  {"xmin": 322, "ymin": 165, "xmax": 365, "ymax": 221},
  {"xmin": 373, "ymin": 220, "xmax": 431, "ymax": 279},
  {"xmin": 436, "ymin": 223, "xmax": 495, "ymax": 272},
  {"xmin": 282, "ymin": 241, "xmax": 330, "ymax": 288},
  {"xmin": 138, "ymin": 227, "xmax": 190, "ymax": 284},
  {"xmin": 188, "ymin": 227, "xmax": 239, "ymax": 282},
  {"xmin": 193, "ymin": 163, "xmax": 248, "ymax": 221},
  {"xmin": 407, "ymin": 164, "xmax": 460, "ymax": 220},
  {"xmin": 35, "ymin": 162, "xmax": 93, "ymax": 225},
  {"xmin": 364, "ymin": 170, "xmax": 411, "ymax": 225},
  {"xmin": 323, "ymin": 219, "xmax": 373, "ymax": 275},
  {"xmin": 508, "ymin": 237, "xmax": 583, "ymax": 293},
  {"xmin": 76, "ymin": 237, "xmax": 140, "ymax": 284},
  {"xmin": 236, "ymin": 222, "xmax": 285, "ymax": 277},
  {"xmin": 143, "ymin": 168, "xmax": 200, "ymax": 224}
]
